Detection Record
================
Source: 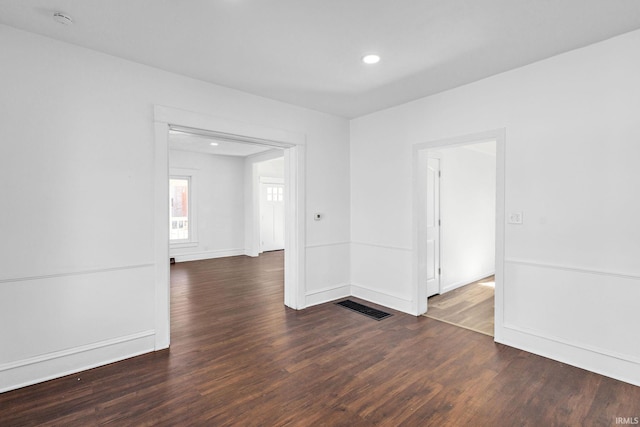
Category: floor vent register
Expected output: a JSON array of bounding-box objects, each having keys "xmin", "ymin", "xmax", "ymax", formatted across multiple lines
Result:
[{"xmin": 335, "ymin": 299, "xmax": 393, "ymax": 321}]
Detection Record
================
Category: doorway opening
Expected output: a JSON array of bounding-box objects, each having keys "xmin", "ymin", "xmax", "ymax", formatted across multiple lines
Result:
[
  {"xmin": 413, "ymin": 129, "xmax": 505, "ymax": 340},
  {"xmin": 167, "ymin": 129, "xmax": 285, "ymax": 262},
  {"xmin": 423, "ymin": 141, "xmax": 496, "ymax": 336},
  {"xmin": 153, "ymin": 106, "xmax": 306, "ymax": 350},
  {"xmin": 260, "ymin": 175, "xmax": 285, "ymax": 253}
]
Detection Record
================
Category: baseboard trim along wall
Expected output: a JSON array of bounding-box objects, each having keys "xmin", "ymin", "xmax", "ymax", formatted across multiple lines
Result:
[
  {"xmin": 441, "ymin": 270, "xmax": 495, "ymax": 294},
  {"xmin": 501, "ymin": 259, "xmax": 640, "ymax": 387},
  {"xmin": 350, "ymin": 284, "xmax": 413, "ymax": 314},
  {"xmin": 0, "ymin": 330, "xmax": 156, "ymax": 393},
  {"xmin": 503, "ymin": 322, "xmax": 640, "ymax": 367},
  {"xmin": 305, "ymin": 284, "xmax": 350, "ymax": 307},
  {"xmin": 306, "ymin": 283, "xmax": 413, "ymax": 314},
  {"xmin": 171, "ymin": 248, "xmax": 245, "ymax": 263},
  {"xmin": 498, "ymin": 326, "xmax": 640, "ymax": 388}
]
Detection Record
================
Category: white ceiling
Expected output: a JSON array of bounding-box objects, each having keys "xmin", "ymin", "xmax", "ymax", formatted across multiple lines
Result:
[
  {"xmin": 462, "ymin": 141, "xmax": 496, "ymax": 156},
  {"xmin": 2, "ymin": 1, "xmax": 640, "ymax": 118},
  {"xmin": 168, "ymin": 132, "xmax": 275, "ymax": 157}
]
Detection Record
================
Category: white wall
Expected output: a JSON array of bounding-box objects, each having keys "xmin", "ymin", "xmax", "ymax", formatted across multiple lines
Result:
[
  {"xmin": 257, "ymin": 156, "xmax": 284, "ymax": 180},
  {"xmin": 438, "ymin": 144, "xmax": 496, "ymax": 292},
  {"xmin": 169, "ymin": 150, "xmax": 245, "ymax": 262},
  {"xmin": 0, "ymin": 24, "xmax": 350, "ymax": 392},
  {"xmin": 351, "ymin": 29, "xmax": 640, "ymax": 386}
]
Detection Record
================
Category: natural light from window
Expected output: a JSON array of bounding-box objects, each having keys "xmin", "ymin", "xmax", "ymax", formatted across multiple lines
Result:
[{"xmin": 169, "ymin": 177, "xmax": 190, "ymax": 241}]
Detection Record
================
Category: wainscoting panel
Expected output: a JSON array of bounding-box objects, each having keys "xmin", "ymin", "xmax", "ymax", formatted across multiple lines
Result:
[
  {"xmin": 350, "ymin": 242, "xmax": 414, "ymax": 314},
  {"xmin": 0, "ymin": 265, "xmax": 156, "ymax": 392},
  {"xmin": 305, "ymin": 243, "xmax": 350, "ymax": 307},
  {"xmin": 500, "ymin": 260, "xmax": 640, "ymax": 386}
]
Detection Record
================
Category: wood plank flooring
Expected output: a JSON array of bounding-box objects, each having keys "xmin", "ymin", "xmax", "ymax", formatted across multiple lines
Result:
[
  {"xmin": 1, "ymin": 252, "xmax": 639, "ymax": 426},
  {"xmin": 425, "ymin": 276, "xmax": 495, "ymax": 336}
]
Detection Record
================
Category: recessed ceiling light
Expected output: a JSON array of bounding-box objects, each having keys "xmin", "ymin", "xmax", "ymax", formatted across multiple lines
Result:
[
  {"xmin": 362, "ymin": 54, "xmax": 381, "ymax": 65},
  {"xmin": 53, "ymin": 12, "xmax": 73, "ymax": 25},
  {"xmin": 210, "ymin": 142, "xmax": 219, "ymax": 146}
]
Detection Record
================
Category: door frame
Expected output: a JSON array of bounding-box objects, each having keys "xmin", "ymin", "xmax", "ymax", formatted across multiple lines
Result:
[
  {"xmin": 153, "ymin": 106, "xmax": 306, "ymax": 350},
  {"xmin": 425, "ymin": 155, "xmax": 441, "ymax": 297},
  {"xmin": 412, "ymin": 128, "xmax": 505, "ymax": 340}
]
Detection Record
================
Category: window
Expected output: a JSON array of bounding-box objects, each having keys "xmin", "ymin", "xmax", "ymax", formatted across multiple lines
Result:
[
  {"xmin": 266, "ymin": 185, "xmax": 283, "ymax": 202},
  {"xmin": 169, "ymin": 177, "xmax": 190, "ymax": 241}
]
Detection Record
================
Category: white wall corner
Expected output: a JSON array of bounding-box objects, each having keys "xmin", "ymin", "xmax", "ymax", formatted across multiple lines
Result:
[
  {"xmin": 350, "ymin": 284, "xmax": 416, "ymax": 315},
  {"xmin": 305, "ymin": 284, "xmax": 351, "ymax": 308}
]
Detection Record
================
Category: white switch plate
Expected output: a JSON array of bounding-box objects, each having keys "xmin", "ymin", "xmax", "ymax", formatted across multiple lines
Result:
[{"xmin": 508, "ymin": 212, "xmax": 523, "ymax": 224}]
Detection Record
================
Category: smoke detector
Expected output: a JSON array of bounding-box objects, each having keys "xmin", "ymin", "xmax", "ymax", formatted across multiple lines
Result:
[{"xmin": 53, "ymin": 12, "xmax": 73, "ymax": 25}]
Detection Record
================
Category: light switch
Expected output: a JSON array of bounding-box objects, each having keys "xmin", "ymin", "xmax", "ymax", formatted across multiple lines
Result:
[
  {"xmin": 508, "ymin": 212, "xmax": 523, "ymax": 224},
  {"xmin": 314, "ymin": 213, "xmax": 322, "ymax": 221}
]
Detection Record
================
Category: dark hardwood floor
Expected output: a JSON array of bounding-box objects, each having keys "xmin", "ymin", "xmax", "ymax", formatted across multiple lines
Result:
[
  {"xmin": 426, "ymin": 276, "xmax": 495, "ymax": 336},
  {"xmin": 1, "ymin": 252, "xmax": 639, "ymax": 426}
]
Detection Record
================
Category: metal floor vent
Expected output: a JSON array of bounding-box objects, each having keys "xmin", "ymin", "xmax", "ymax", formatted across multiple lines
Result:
[{"xmin": 335, "ymin": 300, "xmax": 392, "ymax": 321}]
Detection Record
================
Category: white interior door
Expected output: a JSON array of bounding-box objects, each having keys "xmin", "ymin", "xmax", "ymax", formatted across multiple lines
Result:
[
  {"xmin": 260, "ymin": 182, "xmax": 285, "ymax": 252},
  {"xmin": 426, "ymin": 157, "xmax": 441, "ymax": 297}
]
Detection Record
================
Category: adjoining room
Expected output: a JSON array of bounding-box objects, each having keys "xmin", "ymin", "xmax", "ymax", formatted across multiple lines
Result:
[
  {"xmin": 424, "ymin": 141, "xmax": 497, "ymax": 336},
  {"xmin": 167, "ymin": 129, "xmax": 287, "ymax": 313}
]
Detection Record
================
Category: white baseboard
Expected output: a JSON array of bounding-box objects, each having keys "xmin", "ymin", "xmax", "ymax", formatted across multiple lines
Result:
[
  {"xmin": 0, "ymin": 330, "xmax": 155, "ymax": 393},
  {"xmin": 304, "ymin": 282, "xmax": 414, "ymax": 315},
  {"xmin": 441, "ymin": 271, "xmax": 495, "ymax": 294},
  {"xmin": 350, "ymin": 284, "xmax": 414, "ymax": 315},
  {"xmin": 305, "ymin": 284, "xmax": 350, "ymax": 307},
  {"xmin": 498, "ymin": 325, "xmax": 640, "ymax": 387},
  {"xmin": 172, "ymin": 248, "xmax": 245, "ymax": 263}
]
